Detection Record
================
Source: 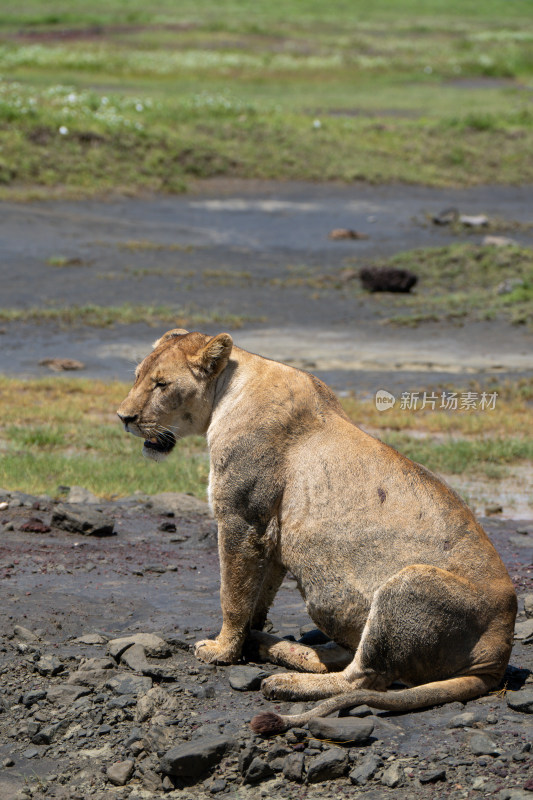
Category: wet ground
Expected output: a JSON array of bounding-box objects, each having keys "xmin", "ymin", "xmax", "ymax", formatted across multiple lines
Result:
[
  {"xmin": 0, "ymin": 490, "xmax": 531, "ymax": 799},
  {"xmin": 2, "ymin": 181, "xmax": 533, "ymax": 393}
]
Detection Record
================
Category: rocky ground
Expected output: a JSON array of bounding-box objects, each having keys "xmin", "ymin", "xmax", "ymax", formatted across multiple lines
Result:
[{"xmin": 0, "ymin": 487, "xmax": 531, "ymax": 800}]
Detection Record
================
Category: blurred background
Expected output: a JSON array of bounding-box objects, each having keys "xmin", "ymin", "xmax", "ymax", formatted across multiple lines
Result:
[{"xmin": 1, "ymin": 0, "xmax": 532, "ymax": 516}]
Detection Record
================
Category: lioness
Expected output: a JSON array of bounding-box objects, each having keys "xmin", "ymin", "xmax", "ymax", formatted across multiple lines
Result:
[{"xmin": 117, "ymin": 329, "xmax": 516, "ymax": 734}]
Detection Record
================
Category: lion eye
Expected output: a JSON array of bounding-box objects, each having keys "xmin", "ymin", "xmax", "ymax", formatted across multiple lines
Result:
[{"xmin": 154, "ymin": 380, "xmax": 169, "ymax": 389}]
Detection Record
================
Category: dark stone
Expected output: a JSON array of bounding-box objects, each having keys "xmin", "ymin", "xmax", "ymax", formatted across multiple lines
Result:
[
  {"xmin": 507, "ymin": 688, "xmax": 533, "ymax": 713},
  {"xmin": 239, "ymin": 744, "xmax": 258, "ymax": 774},
  {"xmin": 243, "ymin": 757, "xmax": 275, "ymax": 785},
  {"xmin": 420, "ymin": 768, "xmax": 446, "ymax": 784},
  {"xmin": 432, "ymin": 207, "xmax": 459, "ymax": 225},
  {"xmin": 298, "ymin": 628, "xmax": 330, "ymax": 646},
  {"xmin": 22, "ymin": 689, "xmax": 46, "ymax": 707},
  {"xmin": 308, "ymin": 716, "xmax": 374, "ymax": 745},
  {"xmin": 349, "ymin": 754, "xmax": 383, "ymax": 785},
  {"xmin": 107, "ymin": 695, "xmax": 137, "ymax": 709},
  {"xmin": 359, "ymin": 266, "xmax": 417, "ymax": 293},
  {"xmin": 106, "ymin": 673, "xmax": 152, "ymax": 697},
  {"xmin": 342, "ymin": 704, "xmax": 373, "ymax": 718},
  {"xmin": 209, "ymin": 779, "xmax": 227, "ymax": 793},
  {"xmin": 159, "ymin": 521, "xmax": 177, "ymax": 532},
  {"xmin": 282, "ymin": 752, "xmax": 305, "ymax": 782},
  {"xmin": 51, "ymin": 504, "xmax": 115, "ymax": 537},
  {"xmin": 307, "ymin": 747, "xmax": 349, "ymax": 783},
  {"xmin": 31, "ymin": 723, "xmax": 63, "ymax": 745},
  {"xmin": 228, "ymin": 665, "xmax": 268, "ymax": 692},
  {"xmin": 160, "ymin": 735, "xmax": 235, "ymax": 779}
]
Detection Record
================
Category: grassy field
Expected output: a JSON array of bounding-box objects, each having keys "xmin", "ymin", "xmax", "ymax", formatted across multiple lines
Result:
[
  {"xmin": 1, "ymin": 1, "xmax": 533, "ymax": 195},
  {"xmin": 1, "ymin": 375, "xmax": 531, "ymax": 501}
]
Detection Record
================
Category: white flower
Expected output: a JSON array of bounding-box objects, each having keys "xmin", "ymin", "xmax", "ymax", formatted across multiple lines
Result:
[
  {"xmin": 58, "ymin": 125, "xmax": 68, "ymax": 135},
  {"xmin": 424, "ymin": 65, "xmax": 433, "ymax": 74},
  {"xmin": 312, "ymin": 119, "xmax": 322, "ymax": 129},
  {"xmin": 67, "ymin": 93, "xmax": 77, "ymax": 103},
  {"xmin": 135, "ymin": 103, "xmax": 143, "ymax": 112},
  {"xmin": 101, "ymin": 96, "xmax": 109, "ymax": 105}
]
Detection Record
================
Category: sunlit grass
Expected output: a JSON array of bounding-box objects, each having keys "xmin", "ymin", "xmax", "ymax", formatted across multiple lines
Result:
[{"xmin": 0, "ymin": 375, "xmax": 531, "ymax": 498}]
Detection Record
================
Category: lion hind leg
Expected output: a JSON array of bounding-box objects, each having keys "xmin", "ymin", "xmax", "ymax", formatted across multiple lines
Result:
[{"xmin": 244, "ymin": 630, "xmax": 352, "ymax": 674}]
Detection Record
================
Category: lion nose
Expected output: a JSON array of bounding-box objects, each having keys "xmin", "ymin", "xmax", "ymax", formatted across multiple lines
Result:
[{"xmin": 118, "ymin": 412, "xmax": 138, "ymax": 425}]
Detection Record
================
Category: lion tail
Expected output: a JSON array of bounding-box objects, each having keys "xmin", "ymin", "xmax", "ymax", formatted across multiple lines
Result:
[{"xmin": 250, "ymin": 675, "xmax": 496, "ymax": 735}]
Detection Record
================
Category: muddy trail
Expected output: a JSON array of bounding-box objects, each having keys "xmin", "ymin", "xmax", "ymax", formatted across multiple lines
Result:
[
  {"xmin": 2, "ymin": 181, "xmax": 533, "ymax": 394},
  {"xmin": 0, "ymin": 488, "xmax": 531, "ymax": 800}
]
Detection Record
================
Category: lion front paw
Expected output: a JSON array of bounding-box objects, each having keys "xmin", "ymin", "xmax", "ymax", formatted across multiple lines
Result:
[{"xmin": 194, "ymin": 638, "xmax": 238, "ymax": 665}]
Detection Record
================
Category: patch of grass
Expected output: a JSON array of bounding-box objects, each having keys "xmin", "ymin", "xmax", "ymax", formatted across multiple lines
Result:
[
  {"xmin": 0, "ymin": 1, "xmax": 533, "ymax": 193},
  {"xmin": 0, "ymin": 375, "xmax": 531, "ymax": 498},
  {"xmin": 340, "ymin": 243, "xmax": 533, "ymax": 327},
  {"xmin": 0, "ymin": 303, "xmax": 254, "ymax": 328},
  {"xmin": 46, "ymin": 255, "xmax": 85, "ymax": 267},
  {"xmin": 118, "ymin": 240, "xmax": 195, "ymax": 252}
]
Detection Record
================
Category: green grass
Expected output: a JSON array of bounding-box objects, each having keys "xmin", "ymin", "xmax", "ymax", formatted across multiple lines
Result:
[
  {"xmin": 0, "ymin": 375, "xmax": 531, "ymax": 499},
  {"xmin": 332, "ymin": 243, "xmax": 533, "ymax": 327},
  {"xmin": 0, "ymin": 303, "xmax": 253, "ymax": 328},
  {"xmin": 1, "ymin": 1, "xmax": 533, "ymax": 194}
]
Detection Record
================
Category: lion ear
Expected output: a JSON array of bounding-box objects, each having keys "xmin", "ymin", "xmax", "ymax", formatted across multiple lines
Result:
[
  {"xmin": 152, "ymin": 328, "xmax": 189, "ymax": 349},
  {"xmin": 189, "ymin": 333, "xmax": 233, "ymax": 378}
]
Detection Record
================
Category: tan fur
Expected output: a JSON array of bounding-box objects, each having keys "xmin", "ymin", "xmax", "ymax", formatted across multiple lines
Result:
[{"xmin": 117, "ymin": 331, "xmax": 517, "ymax": 730}]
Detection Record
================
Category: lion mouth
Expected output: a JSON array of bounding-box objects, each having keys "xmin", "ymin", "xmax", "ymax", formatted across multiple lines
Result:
[{"xmin": 143, "ymin": 432, "xmax": 176, "ymax": 454}]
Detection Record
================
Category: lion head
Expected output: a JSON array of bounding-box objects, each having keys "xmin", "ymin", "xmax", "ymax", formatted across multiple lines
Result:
[{"xmin": 117, "ymin": 329, "xmax": 233, "ymax": 461}]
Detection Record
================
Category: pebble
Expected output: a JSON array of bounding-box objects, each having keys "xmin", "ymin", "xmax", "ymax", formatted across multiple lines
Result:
[
  {"xmin": 73, "ymin": 633, "xmax": 108, "ymax": 645},
  {"xmin": 307, "ymin": 747, "xmax": 349, "ymax": 783},
  {"xmin": 282, "ymin": 752, "xmax": 304, "ymax": 782},
  {"xmin": 46, "ymin": 684, "xmax": 91, "ymax": 705},
  {"xmin": 36, "ymin": 654, "xmax": 63, "ymax": 676},
  {"xmin": 209, "ymin": 778, "xmax": 227, "ymax": 793},
  {"xmin": 51, "ymin": 504, "xmax": 115, "ymax": 537},
  {"xmin": 420, "ymin": 768, "xmax": 446, "ymax": 784},
  {"xmin": 469, "ymin": 732, "xmax": 500, "ymax": 756},
  {"xmin": 228, "ymin": 665, "xmax": 269, "ymax": 691},
  {"xmin": 244, "ymin": 757, "xmax": 275, "ymax": 784},
  {"xmin": 507, "ymin": 687, "xmax": 533, "ymax": 713},
  {"xmin": 14, "ymin": 624, "xmax": 39, "ymax": 642},
  {"xmin": 106, "ymin": 759, "xmax": 135, "ymax": 786},
  {"xmin": 160, "ymin": 735, "xmax": 235, "ymax": 779},
  {"xmin": 106, "ymin": 673, "xmax": 152, "ymax": 697},
  {"xmin": 135, "ymin": 686, "xmax": 180, "ymax": 723},
  {"xmin": 308, "ymin": 716, "xmax": 374, "ymax": 744},
  {"xmin": 381, "ymin": 762, "xmax": 404, "ymax": 788},
  {"xmin": 448, "ymin": 711, "xmax": 483, "ymax": 728},
  {"xmin": 349, "ymin": 754, "xmax": 382, "ymax": 785},
  {"xmin": 22, "ymin": 689, "xmax": 46, "ymax": 707},
  {"xmin": 107, "ymin": 633, "xmax": 171, "ymax": 659}
]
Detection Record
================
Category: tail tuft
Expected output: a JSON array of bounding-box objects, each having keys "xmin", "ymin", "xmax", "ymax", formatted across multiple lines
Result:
[{"xmin": 250, "ymin": 712, "xmax": 287, "ymax": 736}]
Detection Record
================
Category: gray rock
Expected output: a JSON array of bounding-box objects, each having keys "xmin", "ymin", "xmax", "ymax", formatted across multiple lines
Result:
[
  {"xmin": 120, "ymin": 643, "xmax": 152, "ymax": 673},
  {"xmin": 381, "ymin": 762, "xmax": 404, "ymax": 788},
  {"xmin": 51, "ymin": 504, "xmax": 115, "ymax": 537},
  {"xmin": 420, "ymin": 768, "xmax": 446, "ymax": 784},
  {"xmin": 514, "ymin": 619, "xmax": 533, "ymax": 642},
  {"xmin": 448, "ymin": 711, "xmax": 483, "ymax": 728},
  {"xmin": 46, "ymin": 684, "xmax": 91, "ymax": 705},
  {"xmin": 160, "ymin": 735, "xmax": 235, "ymax": 779},
  {"xmin": 67, "ymin": 668, "xmax": 117, "ymax": 688},
  {"xmin": 239, "ymin": 744, "xmax": 258, "ymax": 775},
  {"xmin": 498, "ymin": 790, "xmax": 533, "ymax": 800},
  {"xmin": 469, "ymin": 732, "xmax": 500, "ymax": 756},
  {"xmin": 146, "ymin": 491, "xmax": 211, "ymax": 518},
  {"xmin": 307, "ymin": 747, "xmax": 349, "ymax": 783},
  {"xmin": 209, "ymin": 778, "xmax": 227, "ymax": 793},
  {"xmin": 106, "ymin": 673, "xmax": 152, "ymax": 697},
  {"xmin": 31, "ymin": 721, "xmax": 67, "ymax": 745},
  {"xmin": 282, "ymin": 753, "xmax": 305, "ymax": 782},
  {"xmin": 524, "ymin": 594, "xmax": 533, "ymax": 618},
  {"xmin": 22, "ymin": 689, "xmax": 46, "ymax": 707},
  {"xmin": 14, "ymin": 625, "xmax": 39, "ymax": 642},
  {"xmin": 22, "ymin": 747, "xmax": 39, "ymax": 759},
  {"xmin": 36, "ymin": 654, "xmax": 63, "ymax": 676},
  {"xmin": 507, "ymin": 687, "xmax": 533, "ymax": 713},
  {"xmin": 244, "ymin": 757, "xmax": 275, "ymax": 784},
  {"xmin": 349, "ymin": 754, "xmax": 382, "ymax": 785},
  {"xmin": 106, "ymin": 759, "xmax": 135, "ymax": 786},
  {"xmin": 229, "ymin": 666, "xmax": 269, "ymax": 692},
  {"xmin": 73, "ymin": 633, "xmax": 108, "ymax": 645},
  {"xmin": 107, "ymin": 633, "xmax": 171, "ymax": 660},
  {"xmin": 135, "ymin": 686, "xmax": 180, "ymax": 723},
  {"xmin": 344, "ymin": 704, "xmax": 373, "ymax": 717},
  {"xmin": 308, "ymin": 716, "xmax": 374, "ymax": 744},
  {"xmin": 107, "ymin": 695, "xmax": 137, "ymax": 709},
  {"xmin": 67, "ymin": 486, "xmax": 100, "ymax": 504}
]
